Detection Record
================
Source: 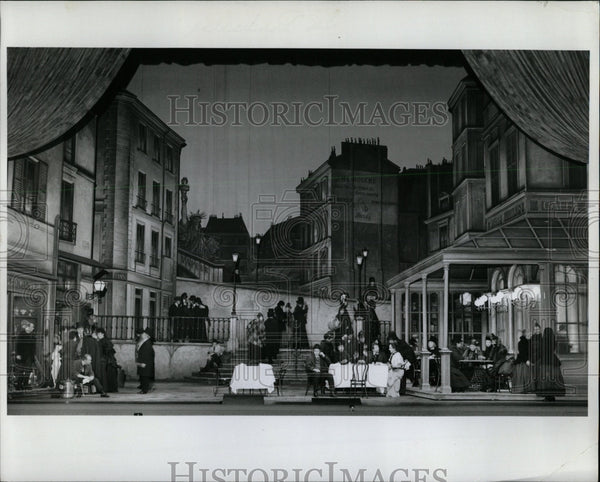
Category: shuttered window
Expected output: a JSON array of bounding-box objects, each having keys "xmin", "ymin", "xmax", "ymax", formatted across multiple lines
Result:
[{"xmin": 11, "ymin": 157, "xmax": 48, "ymax": 221}]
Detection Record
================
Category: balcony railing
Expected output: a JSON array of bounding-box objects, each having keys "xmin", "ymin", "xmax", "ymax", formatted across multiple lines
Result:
[
  {"xmin": 59, "ymin": 219, "xmax": 77, "ymax": 242},
  {"xmin": 164, "ymin": 211, "xmax": 174, "ymax": 224},
  {"xmin": 135, "ymin": 196, "xmax": 147, "ymax": 210},
  {"xmin": 95, "ymin": 316, "xmax": 231, "ymax": 343},
  {"xmin": 151, "ymin": 203, "xmax": 161, "ymax": 217},
  {"xmin": 149, "ymin": 254, "xmax": 159, "ymax": 268},
  {"xmin": 135, "ymin": 250, "xmax": 146, "ymax": 264}
]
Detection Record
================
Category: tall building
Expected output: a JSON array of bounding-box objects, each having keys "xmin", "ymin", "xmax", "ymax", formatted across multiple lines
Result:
[
  {"xmin": 94, "ymin": 91, "xmax": 186, "ymax": 318},
  {"xmin": 204, "ymin": 214, "xmax": 251, "ymax": 282},
  {"xmin": 296, "ymin": 139, "xmax": 401, "ymax": 298},
  {"xmin": 387, "ymin": 76, "xmax": 588, "ymax": 393},
  {"xmin": 7, "ymin": 117, "xmax": 102, "ymax": 365}
]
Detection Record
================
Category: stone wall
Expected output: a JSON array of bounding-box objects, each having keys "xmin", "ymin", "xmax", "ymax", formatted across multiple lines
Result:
[
  {"xmin": 113, "ymin": 340, "xmax": 212, "ymax": 381},
  {"xmin": 176, "ymin": 277, "xmax": 392, "ymax": 347}
]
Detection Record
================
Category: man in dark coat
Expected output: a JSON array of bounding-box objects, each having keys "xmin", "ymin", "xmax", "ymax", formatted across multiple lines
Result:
[
  {"xmin": 136, "ymin": 329, "xmax": 155, "ymax": 394},
  {"xmin": 319, "ymin": 332, "xmax": 335, "ymax": 361},
  {"xmin": 14, "ymin": 321, "xmax": 37, "ymax": 390},
  {"xmin": 334, "ymin": 294, "xmax": 353, "ymax": 341},
  {"xmin": 292, "ymin": 297, "xmax": 310, "ymax": 349},
  {"xmin": 397, "ymin": 336, "xmax": 417, "ymax": 394},
  {"xmin": 274, "ymin": 300, "xmax": 286, "ymax": 346},
  {"xmin": 73, "ymin": 354, "xmax": 109, "ymax": 397},
  {"xmin": 96, "ymin": 328, "xmax": 119, "ymax": 392},
  {"xmin": 168, "ymin": 296, "xmax": 184, "ymax": 342},
  {"xmin": 264, "ymin": 308, "xmax": 280, "ymax": 364},
  {"xmin": 197, "ymin": 298, "xmax": 210, "ymax": 342},
  {"xmin": 304, "ymin": 344, "xmax": 336, "ymax": 397}
]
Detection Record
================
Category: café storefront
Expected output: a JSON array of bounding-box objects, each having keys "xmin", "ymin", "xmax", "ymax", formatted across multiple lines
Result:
[{"xmin": 388, "ymin": 217, "xmax": 588, "ymax": 394}]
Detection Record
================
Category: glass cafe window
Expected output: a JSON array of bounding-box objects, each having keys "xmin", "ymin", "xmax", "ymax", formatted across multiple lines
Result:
[{"xmin": 555, "ymin": 265, "xmax": 587, "ymax": 354}]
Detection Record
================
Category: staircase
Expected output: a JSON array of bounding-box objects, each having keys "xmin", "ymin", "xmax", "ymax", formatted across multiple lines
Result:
[{"xmin": 275, "ymin": 348, "xmax": 312, "ymax": 384}]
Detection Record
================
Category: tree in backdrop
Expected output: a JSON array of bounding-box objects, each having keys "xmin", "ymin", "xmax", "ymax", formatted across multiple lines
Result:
[{"xmin": 178, "ymin": 211, "xmax": 220, "ymax": 261}]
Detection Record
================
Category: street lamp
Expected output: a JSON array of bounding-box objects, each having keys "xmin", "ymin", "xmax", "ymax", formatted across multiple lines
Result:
[
  {"xmin": 356, "ymin": 254, "xmax": 364, "ymax": 303},
  {"xmin": 362, "ymin": 247, "xmax": 369, "ymax": 290},
  {"xmin": 232, "ymin": 252, "xmax": 240, "ymax": 316},
  {"xmin": 255, "ymin": 234, "xmax": 262, "ymax": 284}
]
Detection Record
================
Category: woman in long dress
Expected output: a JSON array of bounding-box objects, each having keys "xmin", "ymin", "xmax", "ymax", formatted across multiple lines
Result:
[
  {"xmin": 50, "ymin": 342, "xmax": 62, "ymax": 388},
  {"xmin": 97, "ymin": 328, "xmax": 119, "ymax": 392},
  {"xmin": 386, "ymin": 341, "xmax": 406, "ymax": 397},
  {"xmin": 511, "ymin": 330, "xmax": 533, "ymax": 393},
  {"xmin": 535, "ymin": 327, "xmax": 566, "ymax": 401}
]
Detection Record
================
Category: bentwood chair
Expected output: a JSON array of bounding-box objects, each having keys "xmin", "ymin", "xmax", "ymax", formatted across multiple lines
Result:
[{"xmin": 351, "ymin": 361, "xmax": 369, "ymax": 397}]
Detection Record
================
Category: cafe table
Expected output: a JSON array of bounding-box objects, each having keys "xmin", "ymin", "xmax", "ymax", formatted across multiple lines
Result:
[
  {"xmin": 230, "ymin": 363, "xmax": 275, "ymax": 394},
  {"xmin": 328, "ymin": 362, "xmax": 389, "ymax": 390}
]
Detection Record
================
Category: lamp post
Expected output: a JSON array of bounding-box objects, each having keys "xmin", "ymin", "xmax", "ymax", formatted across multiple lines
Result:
[
  {"xmin": 356, "ymin": 254, "xmax": 364, "ymax": 303},
  {"xmin": 362, "ymin": 247, "xmax": 369, "ymax": 292},
  {"xmin": 255, "ymin": 234, "xmax": 262, "ymax": 284},
  {"xmin": 232, "ymin": 252, "xmax": 239, "ymax": 316}
]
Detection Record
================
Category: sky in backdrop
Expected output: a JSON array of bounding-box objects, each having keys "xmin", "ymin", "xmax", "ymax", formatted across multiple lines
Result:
[{"xmin": 127, "ymin": 62, "xmax": 466, "ymax": 235}]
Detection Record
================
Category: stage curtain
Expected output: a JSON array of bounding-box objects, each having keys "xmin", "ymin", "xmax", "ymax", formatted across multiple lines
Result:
[
  {"xmin": 7, "ymin": 48, "xmax": 130, "ymax": 158},
  {"xmin": 463, "ymin": 50, "xmax": 589, "ymax": 163}
]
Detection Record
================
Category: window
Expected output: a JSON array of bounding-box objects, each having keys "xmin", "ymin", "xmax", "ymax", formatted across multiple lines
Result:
[
  {"xmin": 439, "ymin": 224, "xmax": 448, "ymax": 249},
  {"xmin": 165, "ymin": 189, "xmax": 173, "ymax": 224},
  {"xmin": 153, "ymin": 135, "xmax": 161, "ymax": 162},
  {"xmin": 138, "ymin": 124, "xmax": 147, "ymax": 152},
  {"xmin": 55, "ymin": 260, "xmax": 78, "ymax": 311},
  {"xmin": 152, "ymin": 181, "xmax": 161, "ymax": 217},
  {"xmin": 165, "ymin": 145, "xmax": 174, "ymax": 172},
  {"xmin": 134, "ymin": 288, "xmax": 143, "ymax": 320},
  {"xmin": 137, "ymin": 172, "xmax": 147, "ymax": 209},
  {"xmin": 135, "ymin": 223, "xmax": 145, "ymax": 263},
  {"xmin": 149, "ymin": 291, "xmax": 157, "ymax": 318},
  {"xmin": 59, "ymin": 181, "xmax": 77, "ymax": 242},
  {"xmin": 150, "ymin": 231, "xmax": 159, "ymax": 267},
  {"xmin": 506, "ymin": 131, "xmax": 519, "ymax": 196},
  {"xmin": 63, "ymin": 137, "xmax": 76, "ymax": 165},
  {"xmin": 554, "ymin": 265, "xmax": 587, "ymax": 354},
  {"xmin": 489, "ymin": 144, "xmax": 500, "ymax": 205},
  {"xmin": 164, "ymin": 236, "xmax": 172, "ymax": 258},
  {"xmin": 11, "ymin": 157, "xmax": 48, "ymax": 221}
]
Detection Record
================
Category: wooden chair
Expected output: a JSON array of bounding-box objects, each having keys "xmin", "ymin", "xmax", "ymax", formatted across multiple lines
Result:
[
  {"xmin": 350, "ymin": 361, "xmax": 369, "ymax": 397},
  {"xmin": 274, "ymin": 364, "xmax": 287, "ymax": 396}
]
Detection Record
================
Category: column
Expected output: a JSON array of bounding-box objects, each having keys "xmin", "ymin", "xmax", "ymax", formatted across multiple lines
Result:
[
  {"xmin": 507, "ymin": 295, "xmax": 514, "ymax": 355},
  {"xmin": 420, "ymin": 274, "xmax": 430, "ymax": 390},
  {"xmin": 404, "ymin": 282, "xmax": 410, "ymax": 342},
  {"xmin": 489, "ymin": 293, "xmax": 496, "ymax": 334},
  {"xmin": 439, "ymin": 264, "xmax": 452, "ymax": 394},
  {"xmin": 391, "ymin": 291, "xmax": 397, "ymax": 335},
  {"xmin": 538, "ymin": 262, "xmax": 553, "ymax": 329}
]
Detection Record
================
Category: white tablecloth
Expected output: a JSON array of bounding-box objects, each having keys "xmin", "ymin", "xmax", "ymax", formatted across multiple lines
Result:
[
  {"xmin": 328, "ymin": 362, "xmax": 389, "ymax": 389},
  {"xmin": 230, "ymin": 363, "xmax": 275, "ymax": 394}
]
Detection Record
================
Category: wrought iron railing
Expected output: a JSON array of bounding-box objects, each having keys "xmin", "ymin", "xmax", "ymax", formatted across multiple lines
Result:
[
  {"xmin": 164, "ymin": 211, "xmax": 174, "ymax": 224},
  {"xmin": 135, "ymin": 250, "xmax": 146, "ymax": 264},
  {"xmin": 149, "ymin": 255, "xmax": 159, "ymax": 268},
  {"xmin": 59, "ymin": 219, "xmax": 77, "ymax": 242},
  {"xmin": 94, "ymin": 316, "xmax": 231, "ymax": 343},
  {"xmin": 135, "ymin": 196, "xmax": 147, "ymax": 210},
  {"xmin": 151, "ymin": 203, "xmax": 161, "ymax": 217}
]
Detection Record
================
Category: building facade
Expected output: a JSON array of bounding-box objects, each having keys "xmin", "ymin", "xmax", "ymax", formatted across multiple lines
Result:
[
  {"xmin": 7, "ymin": 116, "xmax": 103, "ymax": 373},
  {"xmin": 94, "ymin": 91, "xmax": 186, "ymax": 319},
  {"xmin": 204, "ymin": 214, "xmax": 251, "ymax": 282},
  {"xmin": 387, "ymin": 76, "xmax": 588, "ymax": 393},
  {"xmin": 296, "ymin": 139, "xmax": 401, "ymax": 299}
]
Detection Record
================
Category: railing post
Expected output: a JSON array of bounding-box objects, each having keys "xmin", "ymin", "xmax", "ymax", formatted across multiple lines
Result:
[{"xmin": 227, "ymin": 316, "xmax": 238, "ymax": 352}]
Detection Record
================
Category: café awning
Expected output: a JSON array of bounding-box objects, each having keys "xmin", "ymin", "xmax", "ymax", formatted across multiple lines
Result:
[{"xmin": 388, "ymin": 216, "xmax": 586, "ymax": 288}]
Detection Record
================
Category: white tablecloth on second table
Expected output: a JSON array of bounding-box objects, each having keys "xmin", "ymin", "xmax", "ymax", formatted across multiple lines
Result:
[
  {"xmin": 229, "ymin": 363, "xmax": 275, "ymax": 394},
  {"xmin": 328, "ymin": 363, "xmax": 389, "ymax": 389}
]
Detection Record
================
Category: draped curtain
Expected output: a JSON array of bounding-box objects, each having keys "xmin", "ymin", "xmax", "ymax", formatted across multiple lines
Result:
[
  {"xmin": 7, "ymin": 48, "xmax": 131, "ymax": 158},
  {"xmin": 463, "ymin": 50, "xmax": 589, "ymax": 163}
]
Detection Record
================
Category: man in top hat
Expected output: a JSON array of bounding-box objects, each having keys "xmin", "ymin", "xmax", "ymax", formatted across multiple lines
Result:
[
  {"xmin": 136, "ymin": 328, "xmax": 155, "ymax": 394},
  {"xmin": 293, "ymin": 297, "xmax": 309, "ymax": 349}
]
